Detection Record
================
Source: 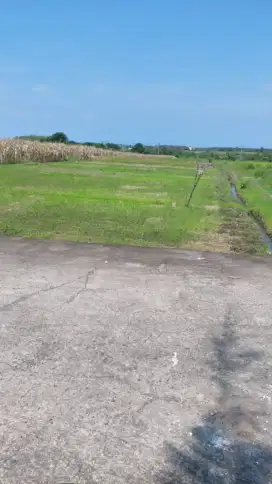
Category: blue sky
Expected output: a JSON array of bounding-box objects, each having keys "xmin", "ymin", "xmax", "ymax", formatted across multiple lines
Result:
[{"xmin": 1, "ymin": 0, "xmax": 272, "ymax": 147}]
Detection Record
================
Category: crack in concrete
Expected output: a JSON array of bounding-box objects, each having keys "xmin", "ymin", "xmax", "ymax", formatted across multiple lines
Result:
[
  {"xmin": 0, "ymin": 273, "xmax": 93, "ymax": 312},
  {"xmin": 0, "ymin": 270, "xmax": 96, "ymax": 372},
  {"xmin": 0, "ymin": 360, "xmax": 15, "ymax": 370},
  {"xmin": 95, "ymin": 370, "xmax": 182, "ymax": 414},
  {"xmin": 63, "ymin": 269, "xmax": 95, "ymax": 305},
  {"xmin": 136, "ymin": 394, "xmax": 182, "ymax": 414}
]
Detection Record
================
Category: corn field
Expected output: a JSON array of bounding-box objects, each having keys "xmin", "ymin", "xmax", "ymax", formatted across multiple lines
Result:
[{"xmin": 0, "ymin": 138, "xmax": 117, "ymax": 164}]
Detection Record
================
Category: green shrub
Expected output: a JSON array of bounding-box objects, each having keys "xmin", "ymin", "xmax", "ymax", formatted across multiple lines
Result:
[{"xmin": 246, "ymin": 163, "xmax": 255, "ymax": 170}]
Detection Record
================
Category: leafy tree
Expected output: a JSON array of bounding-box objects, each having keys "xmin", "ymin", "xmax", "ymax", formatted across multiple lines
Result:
[
  {"xmin": 18, "ymin": 135, "xmax": 48, "ymax": 142},
  {"xmin": 48, "ymin": 132, "xmax": 68, "ymax": 143},
  {"xmin": 132, "ymin": 143, "xmax": 145, "ymax": 154},
  {"xmin": 226, "ymin": 151, "xmax": 236, "ymax": 161},
  {"xmin": 105, "ymin": 142, "xmax": 121, "ymax": 151}
]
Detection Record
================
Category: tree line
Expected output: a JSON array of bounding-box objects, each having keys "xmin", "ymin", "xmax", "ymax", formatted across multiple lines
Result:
[
  {"xmin": 18, "ymin": 133, "xmax": 122, "ymax": 151},
  {"xmin": 17, "ymin": 133, "xmax": 272, "ymax": 161}
]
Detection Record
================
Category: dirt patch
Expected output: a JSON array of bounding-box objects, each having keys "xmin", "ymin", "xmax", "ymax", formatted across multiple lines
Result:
[
  {"xmin": 122, "ymin": 185, "xmax": 144, "ymax": 190},
  {"xmin": 184, "ymin": 232, "xmax": 231, "ymax": 252},
  {"xmin": 219, "ymin": 207, "xmax": 264, "ymax": 254},
  {"xmin": 41, "ymin": 168, "xmax": 106, "ymax": 176},
  {"xmin": 15, "ymin": 186, "xmax": 35, "ymax": 191},
  {"xmin": 178, "ymin": 175, "xmax": 195, "ymax": 179},
  {"xmin": 41, "ymin": 167, "xmax": 128, "ymax": 177},
  {"xmin": 145, "ymin": 192, "xmax": 168, "ymax": 199},
  {"xmin": 89, "ymin": 161, "xmax": 192, "ymax": 170},
  {"xmin": 145, "ymin": 217, "xmax": 163, "ymax": 225},
  {"xmin": 204, "ymin": 205, "xmax": 220, "ymax": 211},
  {"xmin": 6, "ymin": 202, "xmax": 21, "ymax": 211},
  {"xmin": 5, "ymin": 195, "xmax": 44, "ymax": 212},
  {"xmin": 117, "ymin": 191, "xmax": 168, "ymax": 200},
  {"xmin": 28, "ymin": 195, "xmax": 44, "ymax": 200}
]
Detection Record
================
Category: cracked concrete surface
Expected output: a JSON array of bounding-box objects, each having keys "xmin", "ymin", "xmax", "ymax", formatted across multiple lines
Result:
[{"xmin": 0, "ymin": 237, "xmax": 272, "ymax": 483}]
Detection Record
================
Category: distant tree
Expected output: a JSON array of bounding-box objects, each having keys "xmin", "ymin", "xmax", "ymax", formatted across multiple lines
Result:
[
  {"xmin": 132, "ymin": 143, "xmax": 145, "ymax": 154},
  {"xmin": 160, "ymin": 145, "xmax": 171, "ymax": 155},
  {"xmin": 83, "ymin": 142, "xmax": 105, "ymax": 149},
  {"xmin": 18, "ymin": 135, "xmax": 48, "ymax": 142},
  {"xmin": 105, "ymin": 142, "xmax": 121, "ymax": 151},
  {"xmin": 226, "ymin": 151, "xmax": 236, "ymax": 161},
  {"xmin": 208, "ymin": 151, "xmax": 216, "ymax": 159},
  {"xmin": 48, "ymin": 132, "xmax": 68, "ymax": 143}
]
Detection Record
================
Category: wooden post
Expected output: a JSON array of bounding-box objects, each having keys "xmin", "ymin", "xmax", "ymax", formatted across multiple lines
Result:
[{"xmin": 185, "ymin": 172, "xmax": 203, "ymax": 207}]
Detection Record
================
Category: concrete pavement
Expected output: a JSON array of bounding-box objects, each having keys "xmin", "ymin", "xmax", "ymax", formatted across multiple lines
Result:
[{"xmin": 1, "ymin": 237, "xmax": 272, "ymax": 483}]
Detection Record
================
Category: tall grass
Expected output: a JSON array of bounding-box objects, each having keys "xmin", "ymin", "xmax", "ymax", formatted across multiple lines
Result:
[
  {"xmin": 231, "ymin": 161, "xmax": 272, "ymax": 232},
  {"xmin": 0, "ymin": 138, "xmax": 117, "ymax": 164}
]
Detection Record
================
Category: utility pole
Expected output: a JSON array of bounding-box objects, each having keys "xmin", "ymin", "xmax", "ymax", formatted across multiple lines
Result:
[{"xmin": 186, "ymin": 167, "xmax": 203, "ymax": 207}]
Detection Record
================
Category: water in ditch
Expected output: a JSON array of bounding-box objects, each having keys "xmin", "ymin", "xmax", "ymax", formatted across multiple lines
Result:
[{"xmin": 230, "ymin": 183, "xmax": 272, "ymax": 253}]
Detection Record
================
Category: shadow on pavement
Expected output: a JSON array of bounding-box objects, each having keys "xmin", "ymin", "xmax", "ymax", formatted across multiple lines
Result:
[{"xmin": 156, "ymin": 307, "xmax": 272, "ymax": 483}]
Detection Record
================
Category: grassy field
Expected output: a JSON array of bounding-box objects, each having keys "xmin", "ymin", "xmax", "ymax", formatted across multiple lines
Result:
[
  {"xmin": 0, "ymin": 157, "xmax": 224, "ymax": 250},
  {"xmin": 0, "ymin": 156, "xmax": 270, "ymax": 253},
  {"xmin": 230, "ymin": 161, "xmax": 272, "ymax": 234}
]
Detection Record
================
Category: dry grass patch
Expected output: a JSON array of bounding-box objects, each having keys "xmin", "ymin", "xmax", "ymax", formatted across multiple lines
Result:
[
  {"xmin": 41, "ymin": 167, "xmax": 106, "ymax": 176},
  {"xmin": 204, "ymin": 205, "xmax": 220, "ymax": 211},
  {"xmin": 145, "ymin": 217, "xmax": 163, "ymax": 225},
  {"xmin": 121, "ymin": 185, "xmax": 144, "ymax": 190},
  {"xmin": 144, "ymin": 192, "xmax": 168, "ymax": 199},
  {"xmin": 183, "ymin": 232, "xmax": 231, "ymax": 252}
]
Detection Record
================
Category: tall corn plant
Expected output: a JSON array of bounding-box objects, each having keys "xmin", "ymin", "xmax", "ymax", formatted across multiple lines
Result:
[{"xmin": 0, "ymin": 139, "xmax": 117, "ymax": 164}]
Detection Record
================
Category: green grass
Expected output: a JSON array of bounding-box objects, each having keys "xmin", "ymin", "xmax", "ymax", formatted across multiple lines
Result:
[
  {"xmin": 1, "ymin": 157, "xmax": 269, "ymax": 253},
  {"xmin": 0, "ymin": 158, "xmax": 221, "ymax": 249},
  {"xmin": 230, "ymin": 161, "xmax": 272, "ymax": 232},
  {"xmin": 215, "ymin": 165, "xmax": 267, "ymax": 254}
]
